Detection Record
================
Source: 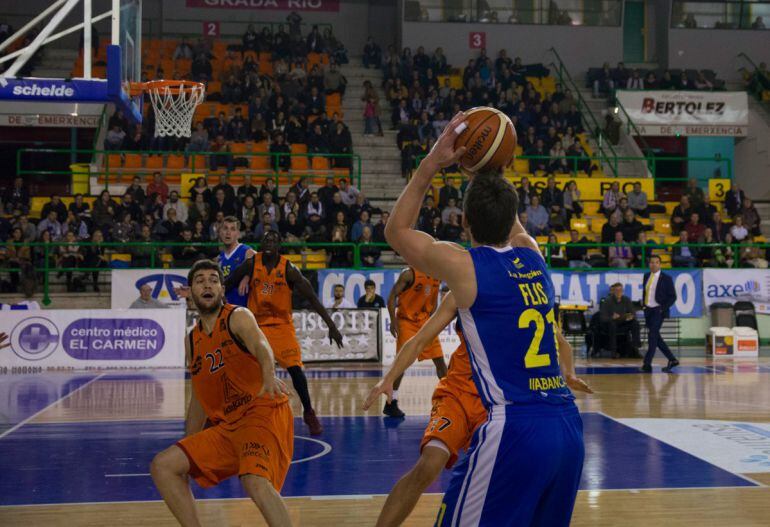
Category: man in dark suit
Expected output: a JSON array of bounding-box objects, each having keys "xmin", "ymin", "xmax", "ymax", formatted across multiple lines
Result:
[
  {"xmin": 641, "ymin": 255, "xmax": 679, "ymax": 372},
  {"xmin": 724, "ymin": 183, "xmax": 745, "ymax": 218}
]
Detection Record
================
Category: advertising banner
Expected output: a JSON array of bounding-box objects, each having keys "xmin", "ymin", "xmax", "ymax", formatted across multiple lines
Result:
[
  {"xmin": 0, "ymin": 310, "xmax": 186, "ymax": 369},
  {"xmin": 111, "ymin": 269, "xmax": 189, "ymax": 309},
  {"xmin": 615, "ymin": 90, "xmax": 748, "ymax": 137},
  {"xmin": 185, "ymin": 0, "xmax": 340, "ymax": 12},
  {"xmin": 503, "ymin": 175, "xmax": 654, "ymax": 201},
  {"xmin": 550, "ymin": 270, "xmax": 702, "ymax": 318},
  {"xmin": 295, "ymin": 309, "xmax": 379, "ymax": 362},
  {"xmin": 318, "ymin": 269, "xmax": 402, "ymax": 308},
  {"xmin": 0, "ymin": 78, "xmax": 108, "ymax": 103},
  {"xmin": 703, "ymin": 269, "xmax": 770, "ymax": 310},
  {"xmin": 380, "ymin": 309, "xmax": 461, "ymax": 366}
]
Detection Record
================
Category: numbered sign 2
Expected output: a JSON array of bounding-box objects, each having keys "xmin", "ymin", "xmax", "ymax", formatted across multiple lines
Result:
[
  {"xmin": 203, "ymin": 21, "xmax": 220, "ymax": 38},
  {"xmin": 469, "ymin": 31, "xmax": 486, "ymax": 49}
]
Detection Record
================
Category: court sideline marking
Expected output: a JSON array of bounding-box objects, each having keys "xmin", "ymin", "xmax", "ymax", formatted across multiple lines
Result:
[{"xmin": 0, "ymin": 374, "xmax": 104, "ymax": 441}]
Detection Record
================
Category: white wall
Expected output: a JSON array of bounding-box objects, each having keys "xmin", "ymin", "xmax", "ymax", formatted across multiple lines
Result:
[
  {"xmin": 402, "ymin": 21, "xmax": 623, "ymax": 75},
  {"xmin": 669, "ymin": 28, "xmax": 770, "ymax": 82}
]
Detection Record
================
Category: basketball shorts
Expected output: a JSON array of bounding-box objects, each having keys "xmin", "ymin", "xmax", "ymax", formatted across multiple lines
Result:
[
  {"xmin": 397, "ymin": 318, "xmax": 444, "ymax": 361},
  {"xmin": 436, "ymin": 403, "xmax": 584, "ymax": 527},
  {"xmin": 420, "ymin": 383, "xmax": 487, "ymax": 468},
  {"xmin": 261, "ymin": 324, "xmax": 303, "ymax": 369},
  {"xmin": 176, "ymin": 400, "xmax": 294, "ymax": 491}
]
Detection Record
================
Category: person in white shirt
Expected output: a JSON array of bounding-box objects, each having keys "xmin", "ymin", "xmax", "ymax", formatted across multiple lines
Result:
[
  {"xmin": 641, "ymin": 255, "xmax": 678, "ymax": 373},
  {"xmin": 325, "ymin": 284, "xmax": 355, "ymax": 309},
  {"xmin": 338, "ymin": 178, "xmax": 360, "ymax": 207},
  {"xmin": 730, "ymin": 216, "xmax": 749, "ymax": 242},
  {"xmin": 163, "ymin": 191, "xmax": 188, "ymax": 224}
]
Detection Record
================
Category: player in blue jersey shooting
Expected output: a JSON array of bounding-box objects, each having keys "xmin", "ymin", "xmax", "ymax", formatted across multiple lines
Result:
[{"xmin": 385, "ymin": 112, "xmax": 585, "ymax": 526}]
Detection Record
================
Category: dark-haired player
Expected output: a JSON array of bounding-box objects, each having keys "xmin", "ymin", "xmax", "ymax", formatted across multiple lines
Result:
[
  {"xmin": 151, "ymin": 260, "xmax": 293, "ymax": 527},
  {"xmin": 385, "ymin": 113, "xmax": 585, "ymax": 526},
  {"xmin": 225, "ymin": 231, "xmax": 344, "ymax": 436}
]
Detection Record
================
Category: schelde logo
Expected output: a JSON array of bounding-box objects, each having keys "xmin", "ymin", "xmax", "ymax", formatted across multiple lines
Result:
[
  {"xmin": 12, "ymin": 83, "xmax": 75, "ymax": 98},
  {"xmin": 62, "ymin": 318, "xmax": 165, "ymax": 360},
  {"xmin": 10, "ymin": 317, "xmax": 60, "ymax": 361}
]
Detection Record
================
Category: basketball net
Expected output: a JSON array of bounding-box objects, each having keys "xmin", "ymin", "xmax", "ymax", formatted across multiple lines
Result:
[{"xmin": 144, "ymin": 80, "xmax": 205, "ymax": 138}]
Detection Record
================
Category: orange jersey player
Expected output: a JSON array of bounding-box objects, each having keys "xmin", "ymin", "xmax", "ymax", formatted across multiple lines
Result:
[
  {"xmin": 225, "ymin": 231, "xmax": 344, "ymax": 436},
  {"xmin": 151, "ymin": 259, "xmax": 293, "ymax": 527},
  {"xmin": 385, "ymin": 266, "xmax": 448, "ymax": 418},
  {"xmin": 364, "ymin": 291, "xmax": 593, "ymax": 527}
]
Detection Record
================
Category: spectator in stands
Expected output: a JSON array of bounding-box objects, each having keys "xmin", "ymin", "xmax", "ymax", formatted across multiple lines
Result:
[
  {"xmin": 714, "ymin": 233, "xmax": 736, "ymax": 267},
  {"xmin": 519, "ymin": 212, "xmax": 530, "ymax": 234},
  {"xmin": 124, "ymin": 125, "xmax": 148, "ymax": 151},
  {"xmin": 307, "ymin": 123, "xmax": 330, "ymax": 154},
  {"xmin": 131, "ymin": 224, "xmax": 156, "ymax": 267},
  {"xmin": 670, "ymin": 195, "xmax": 692, "ymax": 235},
  {"xmin": 672, "ymin": 230, "xmax": 698, "ymax": 268},
  {"xmin": 111, "ymin": 212, "xmax": 135, "ymax": 244},
  {"xmin": 731, "ymin": 216, "xmax": 749, "ymax": 242},
  {"xmin": 35, "ymin": 210, "xmax": 62, "ymax": 241},
  {"xmin": 440, "ymin": 212, "xmax": 463, "ymax": 243},
  {"xmin": 236, "ymin": 175, "xmax": 258, "ymax": 203},
  {"xmin": 740, "ymin": 236, "xmax": 768, "ymax": 268},
  {"xmin": 525, "ymin": 196, "xmax": 550, "ymax": 236},
  {"xmin": 239, "ymin": 195, "xmax": 258, "ymax": 233},
  {"xmin": 210, "ymin": 188, "xmax": 237, "ymax": 218},
  {"xmin": 172, "ymin": 227, "xmax": 203, "ymax": 267},
  {"xmin": 55, "ymin": 230, "xmax": 82, "ymax": 291},
  {"xmin": 252, "ymin": 212, "xmax": 277, "ymax": 240},
  {"xmin": 566, "ymin": 229, "xmax": 591, "ymax": 268},
  {"xmin": 699, "ymin": 195, "xmax": 717, "ymax": 224},
  {"xmin": 281, "ymin": 191, "xmax": 300, "ymax": 221},
  {"xmin": 191, "ymin": 219, "xmax": 210, "ymax": 245},
  {"xmin": 698, "ymin": 228, "xmax": 719, "ymax": 267},
  {"xmin": 363, "ymin": 37, "xmax": 382, "ymax": 69},
  {"xmin": 213, "ymin": 173, "xmax": 237, "ymax": 203},
  {"xmin": 147, "ymin": 172, "xmax": 169, "ymax": 204},
  {"xmin": 40, "ymin": 195, "xmax": 67, "ymax": 223},
  {"xmin": 117, "ymin": 192, "xmax": 142, "ymax": 223},
  {"xmin": 277, "ymin": 211, "xmax": 303, "ymax": 243},
  {"xmin": 13, "ymin": 215, "xmax": 36, "ymax": 243},
  {"xmin": 685, "ymin": 212, "xmax": 705, "ymax": 242},
  {"xmin": 130, "ymin": 283, "xmax": 167, "ymax": 309},
  {"xmin": 626, "ymin": 69, "xmax": 644, "ymax": 90},
  {"xmin": 708, "ymin": 211, "xmax": 728, "ymax": 242},
  {"xmin": 601, "ymin": 214, "xmax": 621, "ymax": 246},
  {"xmin": 163, "ymin": 191, "xmax": 188, "ymax": 224},
  {"xmin": 3, "ymin": 177, "xmax": 30, "ymax": 215},
  {"xmin": 633, "ymin": 231, "xmax": 657, "ymax": 267},
  {"xmin": 437, "ymin": 176, "xmax": 460, "ymax": 209},
  {"xmin": 608, "ymin": 231, "xmax": 633, "ymax": 268},
  {"xmin": 304, "ymin": 212, "xmax": 327, "ymax": 243},
  {"xmin": 311, "ymin": 178, "xmax": 336, "ymax": 211},
  {"xmin": 660, "ymin": 71, "xmax": 682, "ymax": 90},
  {"xmin": 418, "ymin": 196, "xmax": 440, "ymax": 232},
  {"xmin": 526, "ymin": 138, "xmax": 548, "ymax": 173},
  {"xmin": 593, "ymin": 62, "xmax": 615, "ymax": 98},
  {"xmin": 257, "ymin": 191, "xmax": 279, "ymax": 223},
  {"xmin": 356, "ymin": 279, "xmax": 385, "ymax": 308},
  {"xmin": 599, "ymin": 283, "xmax": 641, "ymax": 358},
  {"xmin": 562, "ymin": 180, "xmax": 583, "ymax": 221},
  {"xmin": 440, "ymin": 197, "xmax": 462, "ymax": 224},
  {"xmin": 104, "ymin": 125, "xmax": 126, "ymax": 150},
  {"xmin": 541, "ymin": 177, "xmax": 565, "ymax": 230},
  {"xmin": 191, "ymin": 53, "xmax": 212, "ymax": 82},
  {"xmin": 172, "ymin": 37, "xmax": 194, "ymax": 60},
  {"xmin": 159, "ymin": 207, "xmax": 186, "ymax": 241},
  {"xmin": 338, "ymin": 178, "xmax": 360, "ymax": 207},
  {"xmin": 627, "ymin": 182, "xmax": 648, "ymax": 217},
  {"xmin": 351, "ymin": 210, "xmax": 373, "ymax": 242},
  {"xmin": 602, "ymin": 181, "xmax": 623, "ymax": 217},
  {"xmin": 209, "ymin": 135, "xmax": 233, "ymax": 172},
  {"xmin": 725, "ymin": 183, "xmax": 745, "ymax": 217},
  {"xmin": 752, "ymin": 16, "xmax": 766, "ymax": 29},
  {"xmin": 242, "ymin": 23, "xmax": 259, "ymax": 51},
  {"xmin": 544, "ymin": 233, "xmax": 566, "ymax": 267},
  {"xmin": 685, "ymin": 179, "xmax": 705, "ymax": 210},
  {"xmin": 63, "ymin": 210, "xmax": 89, "ymax": 240},
  {"xmin": 741, "ymin": 198, "xmax": 762, "ymax": 236},
  {"xmin": 644, "ymin": 71, "xmax": 659, "ymax": 89},
  {"xmin": 300, "ymin": 192, "xmax": 323, "ymax": 223},
  {"xmin": 269, "ymin": 133, "xmax": 291, "ymax": 171},
  {"xmin": 222, "ymin": 74, "xmax": 243, "ymax": 104},
  {"xmin": 359, "ymin": 226, "xmax": 381, "ymax": 267},
  {"xmin": 330, "ymin": 121, "xmax": 353, "ymax": 170},
  {"xmin": 325, "ymin": 192, "xmax": 348, "ymax": 227},
  {"xmin": 289, "ymin": 178, "xmax": 311, "ymax": 207},
  {"xmin": 371, "ymin": 211, "xmax": 388, "ymax": 243},
  {"xmin": 324, "ymin": 63, "xmax": 347, "ymax": 95},
  {"xmin": 517, "ymin": 177, "xmax": 536, "ymax": 212},
  {"xmin": 621, "ymin": 209, "xmax": 643, "ymax": 242}
]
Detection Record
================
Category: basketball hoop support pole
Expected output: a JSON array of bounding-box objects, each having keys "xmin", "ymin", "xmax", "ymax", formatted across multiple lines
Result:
[
  {"xmin": 0, "ymin": 0, "xmax": 68, "ymax": 55},
  {"xmin": 84, "ymin": 0, "xmax": 92, "ymax": 79}
]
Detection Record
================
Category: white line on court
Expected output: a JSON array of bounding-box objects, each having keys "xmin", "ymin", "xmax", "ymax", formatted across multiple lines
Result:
[{"xmin": 0, "ymin": 373, "xmax": 104, "ymax": 441}]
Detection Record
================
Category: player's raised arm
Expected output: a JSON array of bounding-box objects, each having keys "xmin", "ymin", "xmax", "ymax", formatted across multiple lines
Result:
[
  {"xmin": 387, "ymin": 268, "xmax": 414, "ymax": 338},
  {"xmin": 228, "ymin": 307, "xmax": 290, "ymax": 398},
  {"xmin": 286, "ymin": 262, "xmax": 344, "ymax": 348},
  {"xmin": 183, "ymin": 336, "xmax": 207, "ymax": 436},
  {"xmin": 385, "ymin": 113, "xmax": 476, "ymax": 305},
  {"xmin": 364, "ymin": 292, "xmax": 457, "ymax": 410},
  {"xmin": 224, "ymin": 255, "xmax": 255, "ymax": 292}
]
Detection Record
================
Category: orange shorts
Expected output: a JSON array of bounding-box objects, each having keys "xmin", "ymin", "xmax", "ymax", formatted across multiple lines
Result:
[
  {"xmin": 397, "ymin": 318, "xmax": 444, "ymax": 361},
  {"xmin": 419, "ymin": 383, "xmax": 487, "ymax": 468},
  {"xmin": 177, "ymin": 400, "xmax": 294, "ymax": 490},
  {"xmin": 261, "ymin": 324, "xmax": 303, "ymax": 369}
]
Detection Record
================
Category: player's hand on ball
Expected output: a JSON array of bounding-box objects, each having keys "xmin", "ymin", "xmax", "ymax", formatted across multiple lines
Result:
[
  {"xmin": 0, "ymin": 332, "xmax": 9, "ymax": 350},
  {"xmin": 424, "ymin": 112, "xmax": 468, "ymax": 169},
  {"xmin": 237, "ymin": 275, "xmax": 250, "ymax": 296},
  {"xmin": 565, "ymin": 375, "xmax": 594, "ymax": 394},
  {"xmin": 329, "ymin": 326, "xmax": 344, "ymax": 348},
  {"xmin": 259, "ymin": 375, "xmax": 290, "ymax": 398},
  {"xmin": 363, "ymin": 378, "xmax": 394, "ymax": 410}
]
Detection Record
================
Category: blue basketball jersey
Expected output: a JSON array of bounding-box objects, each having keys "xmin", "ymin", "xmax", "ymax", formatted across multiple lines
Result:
[
  {"xmin": 459, "ymin": 245, "xmax": 574, "ymax": 407},
  {"xmin": 220, "ymin": 243, "xmax": 250, "ymax": 306}
]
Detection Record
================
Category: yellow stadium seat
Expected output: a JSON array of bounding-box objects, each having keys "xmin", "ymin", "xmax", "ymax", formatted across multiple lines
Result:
[
  {"xmin": 654, "ymin": 218, "xmax": 671, "ymax": 233},
  {"xmin": 663, "ymin": 236, "xmax": 679, "ymax": 245},
  {"xmin": 664, "ymin": 202, "xmax": 678, "ymax": 215},
  {"xmin": 582, "ymin": 202, "xmax": 601, "ymax": 215},
  {"xmin": 110, "ymin": 253, "xmax": 132, "ymax": 263},
  {"xmin": 590, "ymin": 219, "xmax": 605, "ymax": 234},
  {"xmin": 570, "ymin": 218, "xmax": 589, "ymax": 233},
  {"xmin": 638, "ymin": 217, "xmax": 651, "ymax": 226}
]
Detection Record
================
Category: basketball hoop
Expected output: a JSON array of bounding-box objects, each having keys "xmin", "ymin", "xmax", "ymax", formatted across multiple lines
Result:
[{"xmin": 138, "ymin": 80, "xmax": 205, "ymax": 138}]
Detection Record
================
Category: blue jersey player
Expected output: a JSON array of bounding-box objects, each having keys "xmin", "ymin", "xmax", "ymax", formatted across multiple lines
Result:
[
  {"xmin": 217, "ymin": 216, "xmax": 254, "ymax": 306},
  {"xmin": 385, "ymin": 113, "xmax": 585, "ymax": 527}
]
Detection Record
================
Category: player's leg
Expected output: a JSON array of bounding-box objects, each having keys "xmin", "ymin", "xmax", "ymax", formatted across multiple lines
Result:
[
  {"xmin": 387, "ymin": 321, "xmax": 419, "ymax": 417},
  {"xmin": 241, "ymin": 475, "xmax": 292, "ymax": 527},
  {"xmin": 150, "ymin": 445, "xmax": 202, "ymax": 527},
  {"xmin": 376, "ymin": 444, "xmax": 449, "ymax": 527}
]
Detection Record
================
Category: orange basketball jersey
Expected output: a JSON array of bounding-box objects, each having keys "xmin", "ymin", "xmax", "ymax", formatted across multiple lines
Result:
[
  {"xmin": 247, "ymin": 253, "xmax": 293, "ymax": 327},
  {"xmin": 396, "ymin": 268, "xmax": 441, "ymax": 323},
  {"xmin": 189, "ymin": 304, "xmax": 288, "ymax": 425},
  {"xmin": 441, "ymin": 328, "xmax": 477, "ymax": 395}
]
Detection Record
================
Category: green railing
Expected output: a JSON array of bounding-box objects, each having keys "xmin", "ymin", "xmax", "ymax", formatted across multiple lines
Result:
[
  {"xmin": 17, "ymin": 148, "xmax": 362, "ymax": 192},
  {"xmin": 549, "ymin": 48, "xmax": 619, "ymax": 177},
  {"xmin": 3, "ymin": 240, "xmax": 764, "ymax": 305}
]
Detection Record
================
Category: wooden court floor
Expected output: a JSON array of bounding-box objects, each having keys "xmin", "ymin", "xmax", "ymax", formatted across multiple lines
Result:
[{"xmin": 1, "ymin": 358, "xmax": 769, "ymax": 526}]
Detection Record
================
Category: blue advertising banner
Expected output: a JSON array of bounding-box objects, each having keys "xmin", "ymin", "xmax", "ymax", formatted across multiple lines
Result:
[
  {"xmin": 0, "ymin": 78, "xmax": 108, "ymax": 102},
  {"xmin": 319, "ymin": 269, "xmax": 703, "ymax": 318},
  {"xmin": 550, "ymin": 270, "xmax": 702, "ymax": 318}
]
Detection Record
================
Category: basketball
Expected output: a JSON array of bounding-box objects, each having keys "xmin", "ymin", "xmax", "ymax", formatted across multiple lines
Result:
[{"xmin": 454, "ymin": 107, "xmax": 517, "ymax": 173}]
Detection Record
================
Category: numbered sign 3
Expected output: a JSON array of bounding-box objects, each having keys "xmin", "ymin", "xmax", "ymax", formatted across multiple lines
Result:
[
  {"xmin": 203, "ymin": 21, "xmax": 220, "ymax": 38},
  {"xmin": 469, "ymin": 31, "xmax": 486, "ymax": 49}
]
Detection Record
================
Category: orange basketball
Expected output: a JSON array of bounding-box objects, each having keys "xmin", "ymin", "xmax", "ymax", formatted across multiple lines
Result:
[{"xmin": 454, "ymin": 107, "xmax": 517, "ymax": 173}]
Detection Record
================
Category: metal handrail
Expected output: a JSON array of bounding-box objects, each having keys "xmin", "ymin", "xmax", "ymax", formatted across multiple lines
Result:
[{"xmin": 612, "ymin": 95, "xmax": 653, "ymax": 159}]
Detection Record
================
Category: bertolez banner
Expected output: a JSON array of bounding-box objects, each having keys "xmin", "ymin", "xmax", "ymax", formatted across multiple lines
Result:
[
  {"xmin": 0, "ymin": 310, "xmax": 187, "ymax": 370},
  {"xmin": 703, "ymin": 269, "xmax": 770, "ymax": 314},
  {"xmin": 295, "ymin": 309, "xmax": 379, "ymax": 362},
  {"xmin": 615, "ymin": 90, "xmax": 748, "ymax": 137},
  {"xmin": 185, "ymin": 0, "xmax": 340, "ymax": 11}
]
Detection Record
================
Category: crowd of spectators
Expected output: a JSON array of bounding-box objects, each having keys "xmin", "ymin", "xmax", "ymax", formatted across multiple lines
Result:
[
  {"xmin": 364, "ymin": 42, "xmax": 587, "ymax": 178},
  {"xmin": 589, "ymin": 62, "xmax": 724, "ymax": 98}
]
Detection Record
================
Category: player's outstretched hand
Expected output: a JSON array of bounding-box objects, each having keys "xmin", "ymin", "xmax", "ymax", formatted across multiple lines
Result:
[
  {"xmin": 424, "ymin": 112, "xmax": 468, "ymax": 170},
  {"xmin": 0, "ymin": 332, "xmax": 9, "ymax": 350},
  {"xmin": 328, "ymin": 325, "xmax": 344, "ymax": 349},
  {"xmin": 565, "ymin": 374, "xmax": 594, "ymax": 394},
  {"xmin": 237, "ymin": 275, "xmax": 250, "ymax": 296},
  {"xmin": 363, "ymin": 378, "xmax": 394, "ymax": 411},
  {"xmin": 259, "ymin": 375, "xmax": 290, "ymax": 399}
]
